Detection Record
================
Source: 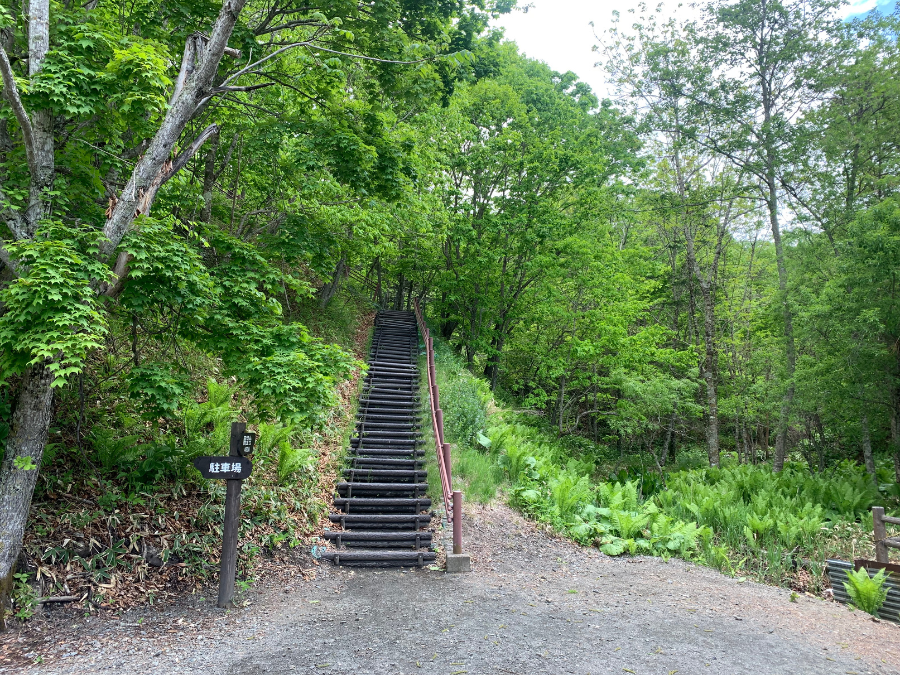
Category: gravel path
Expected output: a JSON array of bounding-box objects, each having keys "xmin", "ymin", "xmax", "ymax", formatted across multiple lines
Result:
[{"xmin": 4, "ymin": 503, "xmax": 900, "ymax": 674}]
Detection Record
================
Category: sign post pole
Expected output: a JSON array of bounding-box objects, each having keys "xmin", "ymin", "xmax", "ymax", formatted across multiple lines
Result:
[{"xmin": 217, "ymin": 422, "xmax": 246, "ymax": 608}]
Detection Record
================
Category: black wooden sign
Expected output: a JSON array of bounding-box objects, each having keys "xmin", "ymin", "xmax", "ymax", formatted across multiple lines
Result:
[{"xmin": 193, "ymin": 455, "xmax": 252, "ymax": 480}]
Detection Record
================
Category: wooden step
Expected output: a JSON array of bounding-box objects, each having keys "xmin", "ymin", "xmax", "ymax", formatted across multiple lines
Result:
[
  {"xmin": 322, "ymin": 530, "xmax": 433, "ymax": 548},
  {"xmin": 336, "ymin": 481, "xmax": 428, "ymax": 497},
  {"xmin": 320, "ymin": 550, "xmax": 437, "ymax": 567},
  {"xmin": 332, "ymin": 497, "xmax": 432, "ymax": 513},
  {"xmin": 328, "ymin": 513, "xmax": 433, "ymax": 529},
  {"xmin": 341, "ymin": 468, "xmax": 428, "ymax": 482}
]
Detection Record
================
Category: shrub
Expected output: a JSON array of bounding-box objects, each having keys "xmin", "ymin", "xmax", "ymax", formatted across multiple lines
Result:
[{"xmin": 844, "ymin": 567, "xmax": 889, "ymax": 617}]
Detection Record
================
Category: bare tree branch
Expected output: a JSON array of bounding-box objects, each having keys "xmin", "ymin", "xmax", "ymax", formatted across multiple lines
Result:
[
  {"xmin": 0, "ymin": 45, "xmax": 38, "ymax": 209},
  {"xmin": 209, "ymin": 82, "xmax": 275, "ymax": 94},
  {"xmin": 163, "ymin": 124, "xmax": 220, "ymax": 183},
  {"xmin": 100, "ymin": 0, "xmax": 248, "ymax": 260}
]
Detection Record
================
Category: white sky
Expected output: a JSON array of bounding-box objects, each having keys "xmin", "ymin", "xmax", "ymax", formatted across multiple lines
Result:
[{"xmin": 492, "ymin": 0, "xmax": 892, "ymax": 100}]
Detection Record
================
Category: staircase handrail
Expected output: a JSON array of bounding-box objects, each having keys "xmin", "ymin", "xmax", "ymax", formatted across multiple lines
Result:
[{"xmin": 413, "ymin": 299, "xmax": 463, "ymax": 555}]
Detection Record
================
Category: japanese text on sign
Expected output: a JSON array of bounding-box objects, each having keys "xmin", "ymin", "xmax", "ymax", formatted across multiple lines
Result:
[{"xmin": 210, "ymin": 462, "xmax": 242, "ymax": 473}]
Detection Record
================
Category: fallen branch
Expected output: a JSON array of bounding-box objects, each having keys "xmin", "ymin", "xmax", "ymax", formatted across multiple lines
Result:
[{"xmin": 38, "ymin": 595, "xmax": 80, "ymax": 604}]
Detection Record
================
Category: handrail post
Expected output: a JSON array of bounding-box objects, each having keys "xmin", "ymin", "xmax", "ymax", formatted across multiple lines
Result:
[
  {"xmin": 452, "ymin": 491, "xmax": 463, "ymax": 555},
  {"xmin": 874, "ymin": 506, "xmax": 889, "ymax": 563},
  {"xmin": 436, "ymin": 409, "xmax": 445, "ymax": 446}
]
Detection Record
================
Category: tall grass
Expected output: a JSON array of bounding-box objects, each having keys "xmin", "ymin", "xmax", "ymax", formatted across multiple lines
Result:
[{"xmin": 420, "ymin": 338, "xmax": 505, "ymax": 504}]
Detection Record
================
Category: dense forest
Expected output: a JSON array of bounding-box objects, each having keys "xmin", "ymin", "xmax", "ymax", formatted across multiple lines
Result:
[{"xmin": 1, "ymin": 0, "xmax": 899, "ymax": 621}]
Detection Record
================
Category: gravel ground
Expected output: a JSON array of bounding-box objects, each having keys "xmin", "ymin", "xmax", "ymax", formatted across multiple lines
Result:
[{"xmin": 3, "ymin": 502, "xmax": 900, "ymax": 675}]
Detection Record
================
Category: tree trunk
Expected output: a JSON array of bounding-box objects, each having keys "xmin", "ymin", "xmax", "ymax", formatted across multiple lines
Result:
[
  {"xmin": 557, "ymin": 372, "xmax": 566, "ymax": 434},
  {"xmin": 702, "ymin": 308, "xmax": 720, "ymax": 467},
  {"xmin": 861, "ymin": 412, "xmax": 876, "ymax": 482},
  {"xmin": 684, "ymin": 225, "xmax": 720, "ymax": 468},
  {"xmin": 200, "ymin": 129, "xmax": 220, "ymax": 225},
  {"xmin": 318, "ymin": 255, "xmax": 346, "ymax": 309},
  {"xmin": 375, "ymin": 257, "xmax": 383, "ymax": 306},
  {"xmin": 743, "ymin": 417, "xmax": 753, "ymax": 465},
  {"xmin": 483, "ymin": 323, "xmax": 505, "ymax": 390},
  {"xmin": 766, "ymin": 163, "xmax": 797, "ymax": 473},
  {"xmin": 660, "ymin": 407, "xmax": 677, "ymax": 467},
  {"xmin": 0, "ymin": 364, "xmax": 54, "ymax": 628},
  {"xmin": 394, "ymin": 273, "xmax": 404, "ymax": 311}
]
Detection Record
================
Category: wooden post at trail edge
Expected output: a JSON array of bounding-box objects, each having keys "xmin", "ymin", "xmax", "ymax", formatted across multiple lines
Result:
[
  {"xmin": 874, "ymin": 506, "xmax": 889, "ymax": 564},
  {"xmin": 218, "ymin": 422, "xmax": 246, "ymax": 607}
]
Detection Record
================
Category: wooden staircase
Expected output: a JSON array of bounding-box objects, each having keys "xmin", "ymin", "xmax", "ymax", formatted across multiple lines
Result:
[{"xmin": 322, "ymin": 310, "xmax": 436, "ymax": 567}]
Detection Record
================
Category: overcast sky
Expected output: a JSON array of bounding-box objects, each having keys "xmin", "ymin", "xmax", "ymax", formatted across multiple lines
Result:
[{"xmin": 492, "ymin": 0, "xmax": 895, "ymax": 100}]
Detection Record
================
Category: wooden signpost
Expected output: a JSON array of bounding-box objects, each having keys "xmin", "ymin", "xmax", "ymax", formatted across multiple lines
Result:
[{"xmin": 192, "ymin": 422, "xmax": 256, "ymax": 608}]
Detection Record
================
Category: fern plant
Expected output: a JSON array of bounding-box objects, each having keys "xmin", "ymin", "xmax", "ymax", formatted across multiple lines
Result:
[{"xmin": 843, "ymin": 567, "xmax": 889, "ymax": 617}]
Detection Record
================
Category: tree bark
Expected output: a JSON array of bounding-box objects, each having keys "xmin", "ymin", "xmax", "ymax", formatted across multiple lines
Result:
[
  {"xmin": 0, "ymin": 364, "xmax": 54, "ymax": 628},
  {"xmin": 743, "ymin": 416, "xmax": 754, "ymax": 464},
  {"xmin": 683, "ymin": 218, "xmax": 720, "ymax": 467},
  {"xmin": 200, "ymin": 128, "xmax": 220, "ymax": 225},
  {"xmin": 483, "ymin": 322, "xmax": 505, "ymax": 390},
  {"xmin": 660, "ymin": 407, "xmax": 678, "ymax": 467},
  {"xmin": 557, "ymin": 372, "xmax": 567, "ymax": 434},
  {"xmin": 318, "ymin": 255, "xmax": 347, "ymax": 308},
  {"xmin": 768, "ymin": 171, "xmax": 796, "ymax": 472},
  {"xmin": 394, "ymin": 273, "xmax": 404, "ymax": 311}
]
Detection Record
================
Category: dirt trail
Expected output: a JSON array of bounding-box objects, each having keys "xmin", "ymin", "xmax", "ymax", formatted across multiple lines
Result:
[{"xmin": 3, "ymin": 503, "xmax": 899, "ymax": 675}]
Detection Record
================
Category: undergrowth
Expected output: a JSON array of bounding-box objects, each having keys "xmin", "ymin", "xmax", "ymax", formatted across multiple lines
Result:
[
  {"xmin": 10, "ymin": 292, "xmax": 370, "ymax": 621},
  {"xmin": 429, "ymin": 332, "xmax": 895, "ymax": 593}
]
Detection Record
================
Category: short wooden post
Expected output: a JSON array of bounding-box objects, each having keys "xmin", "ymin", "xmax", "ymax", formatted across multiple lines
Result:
[
  {"xmin": 874, "ymin": 506, "xmax": 889, "ymax": 563},
  {"xmin": 217, "ymin": 422, "xmax": 246, "ymax": 607},
  {"xmin": 452, "ymin": 491, "xmax": 463, "ymax": 555}
]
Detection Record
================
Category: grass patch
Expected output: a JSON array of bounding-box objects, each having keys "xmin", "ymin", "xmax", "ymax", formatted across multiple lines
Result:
[{"xmin": 452, "ymin": 445, "xmax": 505, "ymax": 504}]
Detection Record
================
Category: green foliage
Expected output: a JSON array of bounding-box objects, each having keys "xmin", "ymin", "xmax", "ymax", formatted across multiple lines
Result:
[
  {"xmin": 442, "ymin": 377, "xmax": 489, "ymax": 446},
  {"xmin": 13, "ymin": 456, "xmax": 37, "ymax": 471},
  {"xmin": 126, "ymin": 364, "xmax": 193, "ymax": 421},
  {"xmin": 0, "ymin": 222, "xmax": 110, "ymax": 386},
  {"xmin": 452, "ymin": 444, "xmax": 504, "ymax": 503},
  {"xmin": 254, "ymin": 421, "xmax": 316, "ymax": 485},
  {"xmin": 11, "ymin": 573, "xmax": 40, "ymax": 621},
  {"xmin": 844, "ymin": 567, "xmax": 889, "ymax": 617},
  {"xmin": 492, "ymin": 416, "xmax": 707, "ymax": 557},
  {"xmin": 89, "ymin": 380, "xmax": 238, "ymax": 489}
]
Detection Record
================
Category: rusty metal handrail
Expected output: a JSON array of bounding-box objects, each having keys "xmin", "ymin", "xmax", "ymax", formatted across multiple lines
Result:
[{"xmin": 413, "ymin": 299, "xmax": 462, "ymax": 554}]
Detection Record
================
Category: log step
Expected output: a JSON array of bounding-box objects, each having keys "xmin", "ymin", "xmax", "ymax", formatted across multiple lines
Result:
[
  {"xmin": 322, "ymin": 531, "xmax": 433, "ymax": 548},
  {"xmin": 321, "ymin": 550, "xmax": 437, "ymax": 567},
  {"xmin": 328, "ymin": 513, "xmax": 433, "ymax": 529},
  {"xmin": 341, "ymin": 469, "xmax": 428, "ymax": 483},
  {"xmin": 349, "ymin": 448, "xmax": 425, "ymax": 458},
  {"xmin": 336, "ymin": 481, "xmax": 428, "ymax": 496},
  {"xmin": 333, "ymin": 497, "xmax": 432, "ymax": 513}
]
